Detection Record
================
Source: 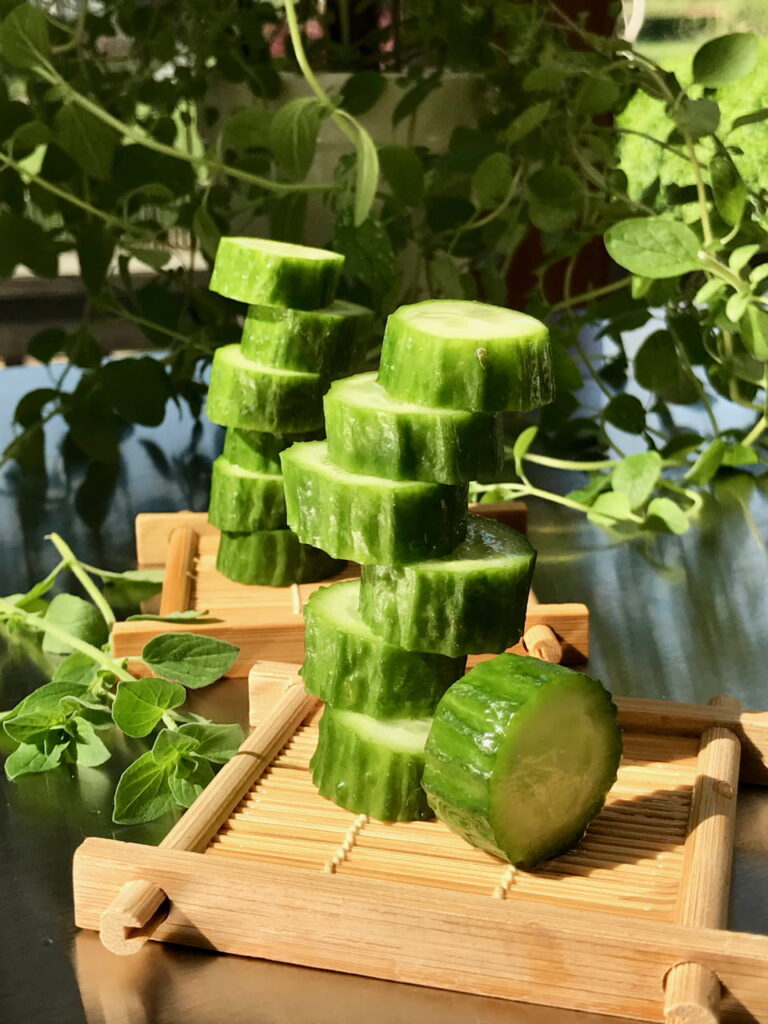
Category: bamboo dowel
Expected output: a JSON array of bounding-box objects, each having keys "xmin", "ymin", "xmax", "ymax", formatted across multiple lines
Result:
[
  {"xmin": 522, "ymin": 590, "xmax": 563, "ymax": 663},
  {"xmin": 158, "ymin": 526, "xmax": 198, "ymax": 615},
  {"xmin": 663, "ymin": 695, "xmax": 741, "ymax": 1024},
  {"xmin": 99, "ymin": 667, "xmax": 318, "ymax": 955}
]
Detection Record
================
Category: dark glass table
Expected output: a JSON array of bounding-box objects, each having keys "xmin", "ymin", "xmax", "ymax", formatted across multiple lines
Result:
[{"xmin": 1, "ymin": 365, "xmax": 767, "ymax": 1024}]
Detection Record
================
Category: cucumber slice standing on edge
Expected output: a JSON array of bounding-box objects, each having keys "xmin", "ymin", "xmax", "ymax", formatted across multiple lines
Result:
[
  {"xmin": 302, "ymin": 580, "xmax": 465, "ymax": 717},
  {"xmin": 280, "ymin": 441, "xmax": 468, "ymax": 565},
  {"xmin": 378, "ymin": 299, "xmax": 554, "ymax": 412},
  {"xmin": 222, "ymin": 429, "xmax": 299, "ymax": 475},
  {"xmin": 216, "ymin": 529, "xmax": 343, "ymax": 586},
  {"xmin": 422, "ymin": 654, "xmax": 622, "ymax": 868},
  {"xmin": 324, "ymin": 372, "xmax": 503, "ymax": 484},
  {"xmin": 311, "ymin": 707, "xmax": 434, "ymax": 821},
  {"xmin": 359, "ymin": 514, "xmax": 536, "ymax": 656},
  {"xmin": 210, "ymin": 237, "xmax": 344, "ymax": 310},
  {"xmin": 208, "ymin": 457, "xmax": 286, "ymax": 532}
]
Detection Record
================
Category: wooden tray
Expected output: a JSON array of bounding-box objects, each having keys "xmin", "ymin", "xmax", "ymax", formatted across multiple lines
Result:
[
  {"xmin": 73, "ymin": 662, "xmax": 768, "ymax": 1023},
  {"xmin": 111, "ymin": 503, "xmax": 590, "ymax": 676}
]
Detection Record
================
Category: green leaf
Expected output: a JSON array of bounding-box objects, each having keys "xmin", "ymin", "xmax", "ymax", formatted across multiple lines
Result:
[
  {"xmin": 550, "ymin": 345, "xmax": 583, "ymax": 392},
  {"xmin": 566, "ymin": 473, "xmax": 612, "ymax": 506},
  {"xmin": 351, "ymin": 122, "xmax": 379, "ymax": 227},
  {"xmin": 5, "ymin": 710, "xmax": 65, "ymax": 744},
  {"xmin": 725, "ymin": 292, "xmax": 749, "ymax": 324},
  {"xmin": 603, "ymin": 394, "xmax": 646, "ymax": 434},
  {"xmin": 101, "ymin": 357, "xmax": 169, "ymax": 427},
  {"xmin": 527, "ymin": 166, "xmax": 580, "ymax": 233},
  {"xmin": 221, "ymin": 107, "xmax": 271, "ymax": 149},
  {"xmin": 504, "ymin": 101, "xmax": 550, "ymax": 144},
  {"xmin": 378, "ymin": 145, "xmax": 424, "ymax": 207},
  {"xmin": 694, "ymin": 279, "xmax": 726, "ymax": 306},
  {"xmin": 587, "ymin": 491, "xmax": 634, "ymax": 528},
  {"xmin": 672, "ymin": 97, "xmax": 719, "ymax": 139},
  {"xmin": 126, "ymin": 609, "xmax": 215, "ymax": 623},
  {"xmin": 124, "ymin": 246, "xmax": 170, "ymax": 271},
  {"xmin": 71, "ymin": 717, "xmax": 111, "ymax": 767},
  {"xmin": 721, "ymin": 442, "xmax": 760, "ymax": 467},
  {"xmin": 685, "ymin": 439, "xmax": 727, "ymax": 485},
  {"xmin": 192, "ymin": 204, "xmax": 221, "ymax": 262},
  {"xmin": 169, "ymin": 758, "xmax": 214, "ymax": 807},
  {"xmin": 112, "ymin": 750, "xmax": 177, "ymax": 824},
  {"xmin": 340, "ymin": 71, "xmax": 385, "ymax": 116},
  {"xmin": 153, "ymin": 728, "xmax": 198, "ymax": 760},
  {"xmin": 729, "ymin": 245, "xmax": 759, "ymax": 275},
  {"xmin": 645, "ymin": 497, "xmax": 688, "ymax": 534},
  {"xmin": 5, "ymin": 737, "xmax": 68, "ymax": 780},
  {"xmin": 740, "ymin": 306, "xmax": 768, "ymax": 361},
  {"xmin": 472, "ymin": 152, "xmax": 513, "ymax": 209},
  {"xmin": 693, "ymin": 33, "xmax": 759, "ymax": 87},
  {"xmin": 392, "ymin": 74, "xmax": 440, "ymax": 126},
  {"xmin": 731, "ymin": 107, "xmax": 768, "ymax": 130},
  {"xmin": 14, "ymin": 387, "xmax": 57, "ymax": 427},
  {"xmin": 75, "ymin": 223, "xmax": 115, "ymax": 294},
  {"xmin": 4, "ymin": 679, "xmax": 89, "ymax": 721},
  {"xmin": 0, "ymin": 210, "xmax": 57, "ymax": 277},
  {"xmin": 27, "ymin": 327, "xmax": 66, "ymax": 363},
  {"xmin": 575, "ymin": 77, "xmax": 619, "ymax": 115},
  {"xmin": 635, "ymin": 330, "xmax": 700, "ymax": 404},
  {"xmin": 53, "ymin": 105, "xmax": 117, "ymax": 181},
  {"xmin": 141, "ymin": 633, "xmax": 239, "ymax": 688},
  {"xmin": 269, "ymin": 97, "xmax": 324, "ymax": 180},
  {"xmin": 611, "ymin": 452, "xmax": 662, "ymax": 509},
  {"xmin": 65, "ymin": 326, "xmax": 102, "ymax": 368},
  {"xmin": 604, "ymin": 218, "xmax": 701, "ymax": 279},
  {"xmin": 512, "ymin": 426, "xmax": 537, "ymax": 478},
  {"xmin": 42, "ymin": 594, "xmax": 109, "ymax": 655},
  {"xmin": 112, "ymin": 677, "xmax": 186, "ymax": 738},
  {"xmin": 177, "ymin": 722, "xmax": 244, "ymax": 763},
  {"xmin": 0, "ymin": 4, "xmax": 51, "ymax": 68},
  {"xmin": 709, "ymin": 154, "xmax": 746, "ymax": 228}
]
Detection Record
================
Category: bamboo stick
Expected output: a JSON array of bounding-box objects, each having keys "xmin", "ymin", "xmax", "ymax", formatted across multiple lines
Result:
[
  {"xmin": 158, "ymin": 526, "xmax": 198, "ymax": 615},
  {"xmin": 522, "ymin": 590, "xmax": 564, "ymax": 663},
  {"xmin": 663, "ymin": 696, "xmax": 741, "ymax": 1024}
]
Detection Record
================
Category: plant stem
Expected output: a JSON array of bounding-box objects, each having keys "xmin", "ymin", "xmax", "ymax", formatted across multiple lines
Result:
[
  {"xmin": 46, "ymin": 533, "xmax": 116, "ymax": 630},
  {"xmin": 742, "ymin": 414, "xmax": 767, "ymax": 447},
  {"xmin": 549, "ymin": 275, "xmax": 633, "ymax": 313},
  {"xmin": 522, "ymin": 452, "xmax": 619, "ymax": 471}
]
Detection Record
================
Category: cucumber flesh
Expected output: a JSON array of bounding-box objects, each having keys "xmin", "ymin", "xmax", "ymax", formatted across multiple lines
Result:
[
  {"xmin": 281, "ymin": 440, "xmax": 468, "ymax": 565},
  {"xmin": 359, "ymin": 514, "xmax": 535, "ymax": 655},
  {"xmin": 208, "ymin": 457, "xmax": 286, "ymax": 531},
  {"xmin": 216, "ymin": 529, "xmax": 343, "ymax": 586},
  {"xmin": 222, "ymin": 429, "xmax": 298, "ymax": 475},
  {"xmin": 241, "ymin": 299, "xmax": 372, "ymax": 379},
  {"xmin": 206, "ymin": 345, "xmax": 325, "ymax": 433},
  {"xmin": 423, "ymin": 654, "xmax": 622, "ymax": 868},
  {"xmin": 301, "ymin": 580, "xmax": 465, "ymax": 717},
  {"xmin": 324, "ymin": 372, "xmax": 503, "ymax": 484},
  {"xmin": 311, "ymin": 707, "xmax": 434, "ymax": 821},
  {"xmin": 210, "ymin": 237, "xmax": 344, "ymax": 310},
  {"xmin": 378, "ymin": 299, "xmax": 554, "ymax": 412}
]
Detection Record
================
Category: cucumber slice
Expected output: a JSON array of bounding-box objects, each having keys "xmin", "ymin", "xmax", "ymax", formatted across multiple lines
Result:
[
  {"xmin": 359, "ymin": 514, "xmax": 535, "ymax": 656},
  {"xmin": 378, "ymin": 300, "xmax": 554, "ymax": 412},
  {"xmin": 241, "ymin": 300, "xmax": 373, "ymax": 378},
  {"xmin": 207, "ymin": 345, "xmax": 325, "ymax": 433},
  {"xmin": 311, "ymin": 707, "xmax": 434, "ymax": 821},
  {"xmin": 210, "ymin": 237, "xmax": 344, "ymax": 310},
  {"xmin": 222, "ymin": 429, "xmax": 294, "ymax": 475},
  {"xmin": 216, "ymin": 529, "xmax": 343, "ymax": 586},
  {"xmin": 423, "ymin": 654, "xmax": 622, "ymax": 868},
  {"xmin": 324, "ymin": 372, "xmax": 503, "ymax": 484},
  {"xmin": 280, "ymin": 440, "xmax": 468, "ymax": 565},
  {"xmin": 208, "ymin": 456, "xmax": 286, "ymax": 531},
  {"xmin": 301, "ymin": 580, "xmax": 465, "ymax": 717}
]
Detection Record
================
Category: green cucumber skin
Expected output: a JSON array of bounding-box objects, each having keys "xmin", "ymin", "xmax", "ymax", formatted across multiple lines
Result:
[
  {"xmin": 281, "ymin": 442, "xmax": 468, "ymax": 565},
  {"xmin": 210, "ymin": 237, "xmax": 344, "ymax": 310},
  {"xmin": 207, "ymin": 457, "xmax": 286, "ymax": 531},
  {"xmin": 216, "ymin": 529, "xmax": 343, "ymax": 586},
  {"xmin": 310, "ymin": 709, "xmax": 434, "ymax": 822},
  {"xmin": 301, "ymin": 580, "xmax": 465, "ymax": 717},
  {"xmin": 206, "ymin": 345, "xmax": 325, "ymax": 433},
  {"xmin": 359, "ymin": 515, "xmax": 536, "ymax": 656},
  {"xmin": 324, "ymin": 373, "xmax": 503, "ymax": 484},
  {"xmin": 422, "ymin": 654, "xmax": 622, "ymax": 868},
  {"xmin": 378, "ymin": 300, "xmax": 554, "ymax": 412},
  {"xmin": 222, "ymin": 429, "xmax": 294, "ymax": 474},
  {"xmin": 241, "ymin": 300, "xmax": 372, "ymax": 378}
]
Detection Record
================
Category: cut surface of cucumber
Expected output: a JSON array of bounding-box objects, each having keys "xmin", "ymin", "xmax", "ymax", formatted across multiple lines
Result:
[
  {"xmin": 207, "ymin": 456, "xmax": 286, "ymax": 531},
  {"xmin": 324, "ymin": 372, "xmax": 503, "ymax": 484},
  {"xmin": 310, "ymin": 706, "xmax": 434, "ymax": 821},
  {"xmin": 216, "ymin": 528, "xmax": 343, "ymax": 586},
  {"xmin": 207, "ymin": 345, "xmax": 325, "ymax": 433},
  {"xmin": 210, "ymin": 237, "xmax": 344, "ymax": 310},
  {"xmin": 241, "ymin": 299, "xmax": 372, "ymax": 378},
  {"xmin": 359, "ymin": 514, "xmax": 535, "ymax": 655},
  {"xmin": 378, "ymin": 299, "xmax": 554, "ymax": 412},
  {"xmin": 281, "ymin": 441, "xmax": 468, "ymax": 565},
  {"xmin": 301, "ymin": 580, "xmax": 465, "ymax": 717},
  {"xmin": 222, "ymin": 429, "xmax": 295, "ymax": 475},
  {"xmin": 422, "ymin": 653, "xmax": 622, "ymax": 868}
]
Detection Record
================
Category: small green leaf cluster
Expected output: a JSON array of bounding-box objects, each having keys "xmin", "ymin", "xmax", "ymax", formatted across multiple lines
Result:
[{"xmin": 0, "ymin": 535, "xmax": 242, "ymax": 824}]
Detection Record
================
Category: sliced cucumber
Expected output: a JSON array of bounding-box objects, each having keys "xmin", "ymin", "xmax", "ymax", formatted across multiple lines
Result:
[
  {"xmin": 222, "ymin": 429, "xmax": 294, "ymax": 475},
  {"xmin": 423, "ymin": 654, "xmax": 622, "ymax": 868},
  {"xmin": 378, "ymin": 299, "xmax": 554, "ymax": 412},
  {"xmin": 311, "ymin": 707, "xmax": 434, "ymax": 821},
  {"xmin": 301, "ymin": 580, "xmax": 465, "ymax": 717},
  {"xmin": 207, "ymin": 345, "xmax": 325, "ymax": 433},
  {"xmin": 241, "ymin": 299, "xmax": 373, "ymax": 378},
  {"xmin": 210, "ymin": 237, "xmax": 344, "ymax": 310},
  {"xmin": 280, "ymin": 441, "xmax": 468, "ymax": 565},
  {"xmin": 208, "ymin": 456, "xmax": 286, "ymax": 531},
  {"xmin": 323, "ymin": 372, "xmax": 503, "ymax": 484},
  {"xmin": 216, "ymin": 528, "xmax": 343, "ymax": 586},
  {"xmin": 359, "ymin": 514, "xmax": 535, "ymax": 656}
]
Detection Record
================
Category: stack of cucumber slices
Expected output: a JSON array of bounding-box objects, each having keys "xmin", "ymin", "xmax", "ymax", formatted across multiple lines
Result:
[
  {"xmin": 205, "ymin": 238, "xmax": 373, "ymax": 586},
  {"xmin": 282, "ymin": 297, "xmax": 622, "ymax": 866}
]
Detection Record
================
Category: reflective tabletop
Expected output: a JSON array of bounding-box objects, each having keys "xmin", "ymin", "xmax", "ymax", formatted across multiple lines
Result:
[{"xmin": 1, "ymin": 365, "xmax": 767, "ymax": 1024}]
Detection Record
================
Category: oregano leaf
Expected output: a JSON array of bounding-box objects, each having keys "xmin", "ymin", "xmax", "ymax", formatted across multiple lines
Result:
[
  {"xmin": 604, "ymin": 218, "xmax": 701, "ymax": 279},
  {"xmin": 586, "ymin": 491, "xmax": 634, "ymax": 528},
  {"xmin": 693, "ymin": 33, "xmax": 759, "ymax": 87},
  {"xmin": 112, "ymin": 750, "xmax": 177, "ymax": 824},
  {"xmin": 685, "ymin": 439, "xmax": 727, "ymax": 485},
  {"xmin": 0, "ymin": 4, "xmax": 51, "ymax": 69},
  {"xmin": 611, "ymin": 452, "xmax": 663, "ymax": 509},
  {"xmin": 177, "ymin": 722, "xmax": 244, "ymax": 763},
  {"xmin": 112, "ymin": 677, "xmax": 186, "ymax": 738},
  {"xmin": 269, "ymin": 97, "xmax": 324, "ymax": 180},
  {"xmin": 141, "ymin": 633, "xmax": 239, "ymax": 688},
  {"xmin": 646, "ymin": 497, "xmax": 689, "ymax": 534},
  {"xmin": 42, "ymin": 594, "xmax": 109, "ymax": 655}
]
